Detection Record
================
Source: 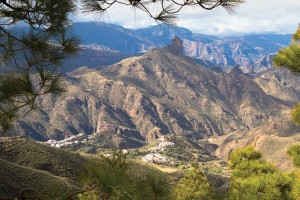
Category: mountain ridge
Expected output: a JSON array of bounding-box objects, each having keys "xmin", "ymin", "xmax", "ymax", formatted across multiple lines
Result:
[{"xmin": 12, "ymin": 39, "xmax": 295, "ymax": 148}]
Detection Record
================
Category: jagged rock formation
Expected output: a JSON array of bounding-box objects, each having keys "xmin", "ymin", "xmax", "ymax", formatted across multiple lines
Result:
[
  {"xmin": 253, "ymin": 54, "xmax": 277, "ymax": 72},
  {"xmin": 164, "ymin": 36, "xmax": 185, "ymax": 55},
  {"xmin": 12, "ymin": 38, "xmax": 295, "ymax": 148},
  {"xmin": 254, "ymin": 68, "xmax": 300, "ymax": 102},
  {"xmin": 229, "ymin": 65, "xmax": 244, "ymax": 75}
]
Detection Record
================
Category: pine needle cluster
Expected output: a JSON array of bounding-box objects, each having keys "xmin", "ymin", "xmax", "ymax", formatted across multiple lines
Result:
[
  {"xmin": 228, "ymin": 146, "xmax": 300, "ymax": 200},
  {"xmin": 0, "ymin": 0, "xmax": 79, "ymax": 132}
]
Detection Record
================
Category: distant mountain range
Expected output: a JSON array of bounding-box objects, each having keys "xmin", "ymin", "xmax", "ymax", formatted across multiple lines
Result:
[{"xmin": 63, "ymin": 22, "xmax": 292, "ymax": 72}]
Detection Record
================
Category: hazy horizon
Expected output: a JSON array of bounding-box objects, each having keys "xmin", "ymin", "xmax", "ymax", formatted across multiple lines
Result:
[
  {"xmin": 72, "ymin": 21, "xmax": 295, "ymax": 37},
  {"xmin": 74, "ymin": 0, "xmax": 300, "ymax": 36}
]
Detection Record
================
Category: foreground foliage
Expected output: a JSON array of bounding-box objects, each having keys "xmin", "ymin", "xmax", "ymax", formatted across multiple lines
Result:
[
  {"xmin": 273, "ymin": 26, "xmax": 300, "ymax": 124},
  {"xmin": 0, "ymin": 0, "xmax": 79, "ymax": 131},
  {"xmin": 273, "ymin": 26, "xmax": 300, "ymax": 74},
  {"xmin": 2, "ymin": 139, "xmax": 300, "ymax": 200},
  {"xmin": 228, "ymin": 146, "xmax": 300, "ymax": 200},
  {"xmin": 81, "ymin": 146, "xmax": 300, "ymax": 200},
  {"xmin": 81, "ymin": 0, "xmax": 244, "ymax": 24},
  {"xmin": 80, "ymin": 150, "xmax": 172, "ymax": 200},
  {"xmin": 288, "ymin": 144, "xmax": 300, "ymax": 168},
  {"xmin": 287, "ymin": 144, "xmax": 300, "ymax": 200}
]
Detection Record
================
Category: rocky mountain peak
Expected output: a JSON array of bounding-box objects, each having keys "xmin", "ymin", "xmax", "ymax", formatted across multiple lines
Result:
[
  {"xmin": 229, "ymin": 65, "xmax": 244, "ymax": 74},
  {"xmin": 164, "ymin": 36, "xmax": 184, "ymax": 55}
]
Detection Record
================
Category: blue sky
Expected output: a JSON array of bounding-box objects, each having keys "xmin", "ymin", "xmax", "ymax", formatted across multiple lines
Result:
[{"xmin": 74, "ymin": 0, "xmax": 300, "ymax": 36}]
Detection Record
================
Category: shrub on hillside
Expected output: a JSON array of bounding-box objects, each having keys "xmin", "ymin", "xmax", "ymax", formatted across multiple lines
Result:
[
  {"xmin": 228, "ymin": 146, "xmax": 292, "ymax": 200},
  {"xmin": 80, "ymin": 150, "xmax": 172, "ymax": 200},
  {"xmin": 288, "ymin": 144, "xmax": 300, "ymax": 167},
  {"xmin": 172, "ymin": 164, "xmax": 214, "ymax": 200}
]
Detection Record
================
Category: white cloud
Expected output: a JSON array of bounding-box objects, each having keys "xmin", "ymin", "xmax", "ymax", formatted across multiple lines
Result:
[{"xmin": 74, "ymin": 0, "xmax": 300, "ymax": 36}]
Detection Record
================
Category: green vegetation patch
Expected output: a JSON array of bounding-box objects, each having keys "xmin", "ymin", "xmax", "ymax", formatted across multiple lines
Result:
[
  {"xmin": 288, "ymin": 144, "xmax": 300, "ymax": 167},
  {"xmin": 228, "ymin": 146, "xmax": 300, "ymax": 200}
]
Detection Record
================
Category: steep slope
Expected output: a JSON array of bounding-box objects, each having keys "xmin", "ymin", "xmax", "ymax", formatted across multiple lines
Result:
[
  {"xmin": 0, "ymin": 137, "xmax": 85, "ymax": 199},
  {"xmin": 254, "ymin": 68, "xmax": 300, "ymax": 102},
  {"xmin": 62, "ymin": 48, "xmax": 143, "ymax": 72},
  {"xmin": 211, "ymin": 68, "xmax": 300, "ymax": 171},
  {"xmin": 252, "ymin": 54, "xmax": 276, "ymax": 72},
  {"xmin": 71, "ymin": 22, "xmax": 155, "ymax": 52},
  {"xmin": 0, "ymin": 158, "xmax": 80, "ymax": 199},
  {"xmin": 14, "ymin": 39, "xmax": 293, "ymax": 147},
  {"xmin": 212, "ymin": 119, "xmax": 300, "ymax": 171},
  {"xmin": 0, "ymin": 138, "xmax": 87, "ymax": 179}
]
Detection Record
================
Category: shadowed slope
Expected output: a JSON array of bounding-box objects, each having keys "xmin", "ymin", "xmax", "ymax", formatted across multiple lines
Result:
[
  {"xmin": 0, "ymin": 137, "xmax": 86, "ymax": 198},
  {"xmin": 0, "ymin": 138, "xmax": 87, "ymax": 180}
]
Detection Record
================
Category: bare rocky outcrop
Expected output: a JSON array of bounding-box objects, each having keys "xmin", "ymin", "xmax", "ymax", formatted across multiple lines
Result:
[
  {"xmin": 254, "ymin": 68, "xmax": 300, "ymax": 102},
  {"xmin": 164, "ymin": 37, "xmax": 185, "ymax": 55}
]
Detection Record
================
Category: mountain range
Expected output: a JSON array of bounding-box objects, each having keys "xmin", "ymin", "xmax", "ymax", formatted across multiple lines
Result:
[
  {"xmin": 13, "ymin": 38, "xmax": 298, "ymax": 146},
  {"xmin": 62, "ymin": 22, "xmax": 292, "ymax": 72},
  {"xmin": 4, "ymin": 23, "xmax": 300, "ymax": 171}
]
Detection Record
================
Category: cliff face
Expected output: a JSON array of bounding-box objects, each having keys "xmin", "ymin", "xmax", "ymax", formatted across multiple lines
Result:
[
  {"xmin": 13, "ymin": 39, "xmax": 294, "ymax": 148},
  {"xmin": 183, "ymin": 39, "xmax": 271, "ymax": 71},
  {"xmin": 254, "ymin": 68, "xmax": 300, "ymax": 102}
]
